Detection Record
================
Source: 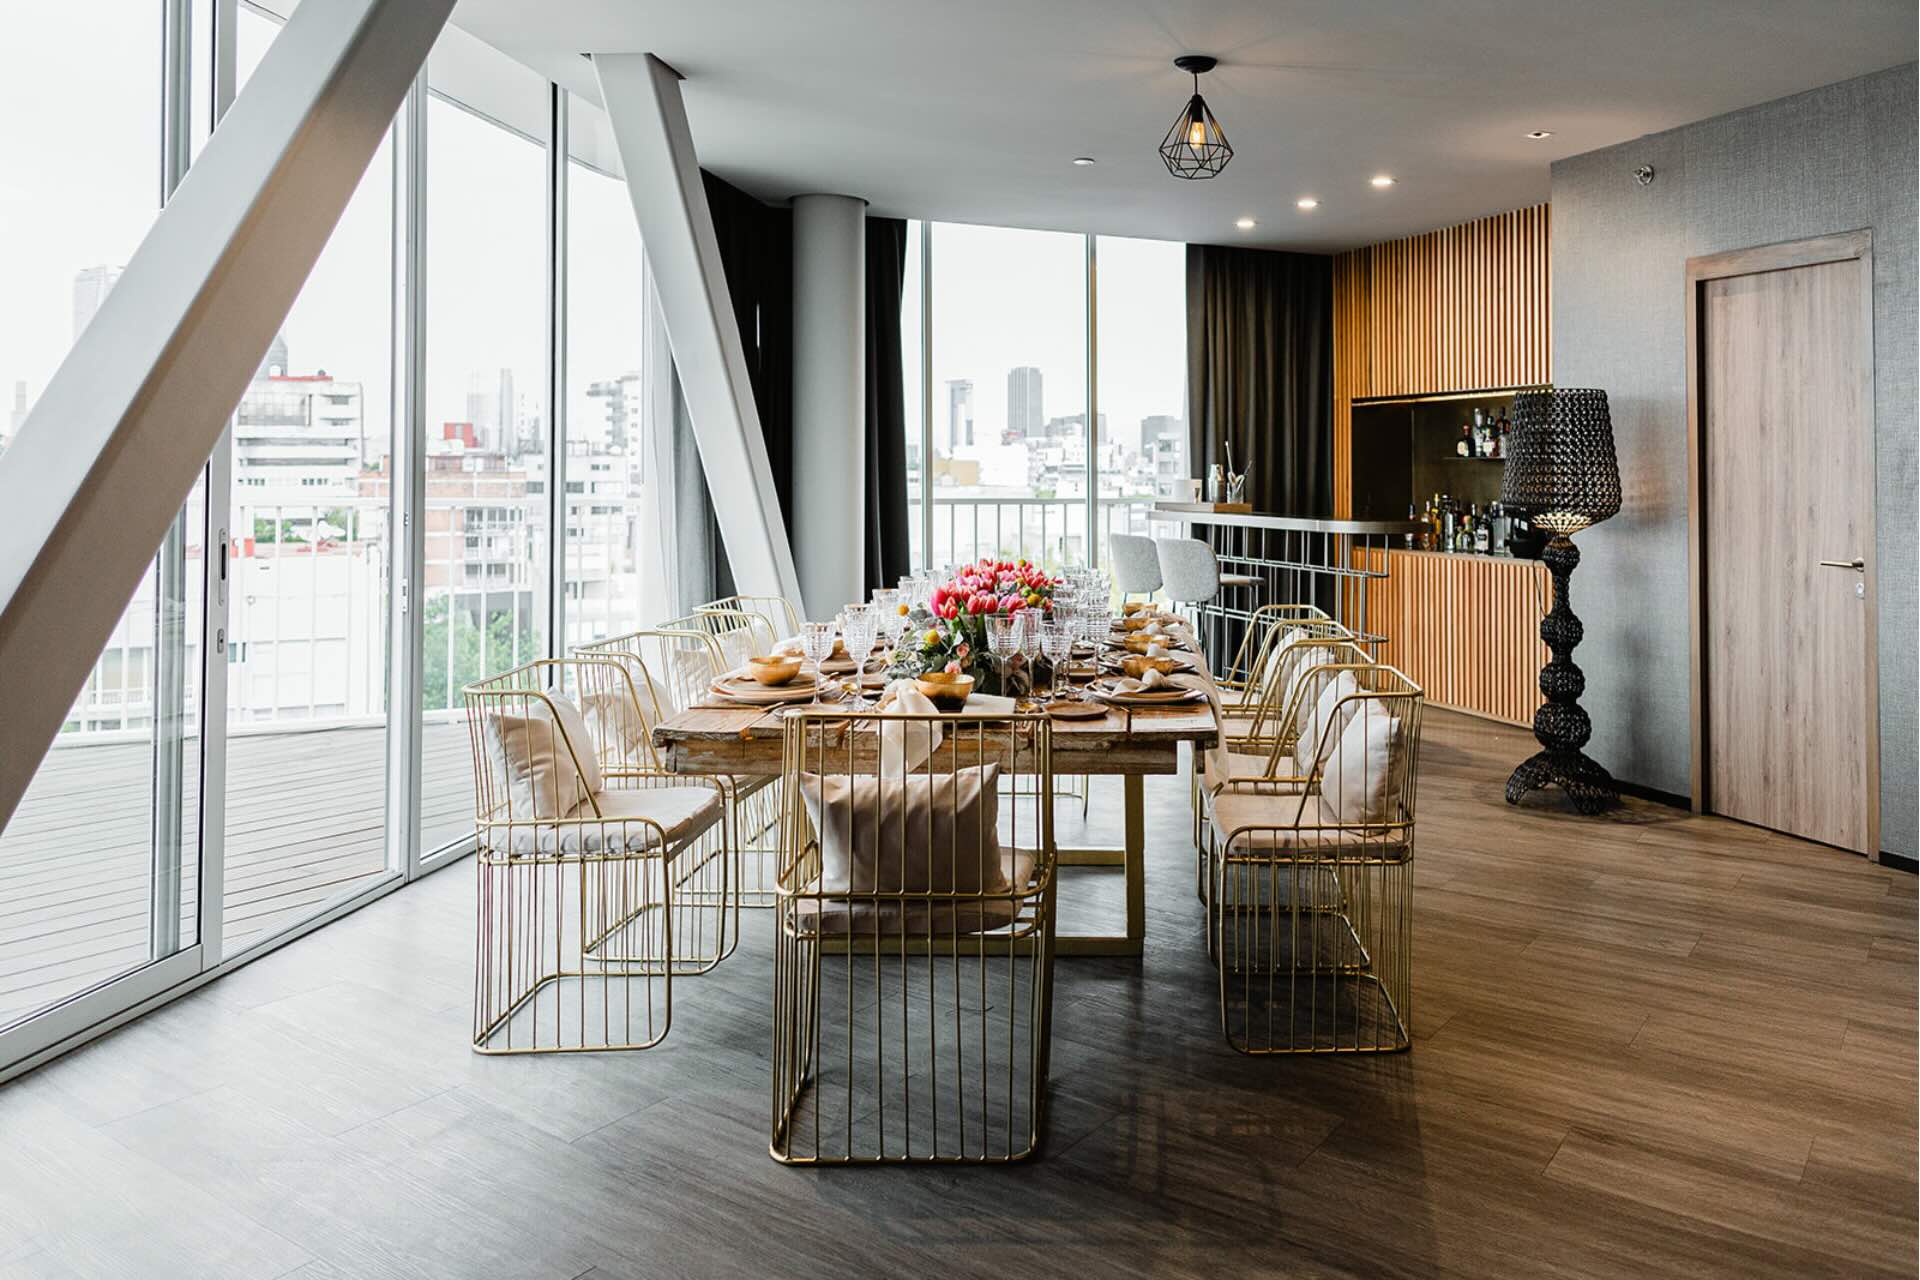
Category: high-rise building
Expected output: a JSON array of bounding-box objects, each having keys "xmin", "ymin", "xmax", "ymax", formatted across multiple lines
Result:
[
  {"xmin": 496, "ymin": 367, "xmax": 517, "ymax": 454},
  {"xmin": 945, "ymin": 379, "xmax": 973, "ymax": 449},
  {"xmin": 71, "ymin": 265, "xmax": 123, "ymax": 340},
  {"xmin": 585, "ymin": 372, "xmax": 642, "ymax": 450},
  {"xmin": 233, "ymin": 369, "xmax": 365, "ymax": 502},
  {"xmin": 465, "ymin": 373, "xmax": 494, "ymax": 450},
  {"xmin": 1006, "ymin": 366, "xmax": 1042, "ymax": 441}
]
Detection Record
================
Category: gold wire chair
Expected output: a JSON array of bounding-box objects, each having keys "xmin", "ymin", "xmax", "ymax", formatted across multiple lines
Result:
[
  {"xmin": 1216, "ymin": 602, "xmax": 1331, "ymax": 704},
  {"xmin": 771, "ymin": 709, "xmax": 1058, "ymax": 1165},
  {"xmin": 464, "ymin": 658, "xmax": 732, "ymax": 1054},
  {"xmin": 574, "ymin": 624, "xmax": 785, "ymax": 910},
  {"xmin": 1203, "ymin": 662, "xmax": 1423, "ymax": 1054}
]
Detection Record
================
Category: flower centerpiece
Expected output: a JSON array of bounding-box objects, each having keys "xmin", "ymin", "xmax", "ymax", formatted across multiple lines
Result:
[{"xmin": 889, "ymin": 558, "xmax": 1060, "ymax": 695}]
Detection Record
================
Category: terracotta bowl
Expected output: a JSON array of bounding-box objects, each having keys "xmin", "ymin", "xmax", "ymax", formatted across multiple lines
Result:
[
  {"xmin": 747, "ymin": 654, "xmax": 803, "ymax": 686},
  {"xmin": 1121, "ymin": 633, "xmax": 1165, "ymax": 654},
  {"xmin": 1122, "ymin": 601, "xmax": 1155, "ymax": 616},
  {"xmin": 1120, "ymin": 654, "xmax": 1177, "ymax": 678},
  {"xmin": 915, "ymin": 672, "xmax": 975, "ymax": 712},
  {"xmin": 1119, "ymin": 616, "xmax": 1157, "ymax": 632}
]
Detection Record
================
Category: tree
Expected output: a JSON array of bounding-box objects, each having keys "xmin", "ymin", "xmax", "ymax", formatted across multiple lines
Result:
[{"xmin": 422, "ymin": 594, "xmax": 539, "ymax": 710}]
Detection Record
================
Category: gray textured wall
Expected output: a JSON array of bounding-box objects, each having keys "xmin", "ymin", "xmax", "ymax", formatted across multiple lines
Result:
[{"xmin": 1552, "ymin": 62, "xmax": 1917, "ymax": 857}]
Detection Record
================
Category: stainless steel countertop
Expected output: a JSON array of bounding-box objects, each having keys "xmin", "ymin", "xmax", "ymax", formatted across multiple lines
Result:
[{"xmin": 1148, "ymin": 503, "xmax": 1421, "ymax": 536}]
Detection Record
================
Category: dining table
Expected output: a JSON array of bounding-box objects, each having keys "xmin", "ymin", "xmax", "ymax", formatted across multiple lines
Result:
[{"xmin": 649, "ymin": 627, "xmax": 1224, "ymax": 957}]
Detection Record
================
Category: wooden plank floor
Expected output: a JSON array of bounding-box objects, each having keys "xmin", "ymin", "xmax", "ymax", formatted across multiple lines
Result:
[
  {"xmin": 1, "ymin": 710, "xmax": 1912, "ymax": 1278},
  {"xmin": 0, "ymin": 722, "xmax": 475, "ymax": 1028}
]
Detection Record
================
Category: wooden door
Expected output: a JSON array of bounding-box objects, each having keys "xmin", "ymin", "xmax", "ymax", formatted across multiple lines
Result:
[{"xmin": 1692, "ymin": 234, "xmax": 1876, "ymax": 854}]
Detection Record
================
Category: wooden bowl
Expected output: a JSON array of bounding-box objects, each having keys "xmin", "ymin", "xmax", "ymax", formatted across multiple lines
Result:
[
  {"xmin": 915, "ymin": 672, "xmax": 974, "ymax": 712},
  {"xmin": 747, "ymin": 655, "xmax": 803, "ymax": 686},
  {"xmin": 1120, "ymin": 654, "xmax": 1177, "ymax": 679},
  {"xmin": 1121, "ymin": 633, "xmax": 1165, "ymax": 654},
  {"xmin": 1122, "ymin": 601, "xmax": 1155, "ymax": 616},
  {"xmin": 1119, "ymin": 615, "xmax": 1159, "ymax": 632}
]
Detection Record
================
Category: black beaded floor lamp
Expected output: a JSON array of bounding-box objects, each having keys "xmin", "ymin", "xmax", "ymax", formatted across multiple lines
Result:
[{"xmin": 1501, "ymin": 388, "xmax": 1623, "ymax": 814}]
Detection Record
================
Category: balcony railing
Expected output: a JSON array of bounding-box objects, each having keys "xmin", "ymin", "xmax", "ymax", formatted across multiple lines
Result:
[{"xmin": 915, "ymin": 494, "xmax": 1160, "ymax": 570}]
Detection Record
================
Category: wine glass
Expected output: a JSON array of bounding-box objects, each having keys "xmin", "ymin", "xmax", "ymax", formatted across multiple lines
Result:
[
  {"xmin": 1016, "ymin": 610, "xmax": 1043, "ymax": 702},
  {"xmin": 839, "ymin": 605, "xmax": 878, "ymax": 707},
  {"xmin": 1041, "ymin": 620, "xmax": 1077, "ymax": 702},
  {"xmin": 985, "ymin": 614, "xmax": 1019, "ymax": 697},
  {"xmin": 800, "ymin": 622, "xmax": 836, "ymax": 702},
  {"xmin": 871, "ymin": 588, "xmax": 904, "ymax": 672}
]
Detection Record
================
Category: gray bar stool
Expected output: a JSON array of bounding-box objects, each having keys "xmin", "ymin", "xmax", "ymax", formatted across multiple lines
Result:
[
  {"xmin": 1108, "ymin": 533, "xmax": 1163, "ymax": 602},
  {"xmin": 1156, "ymin": 536, "xmax": 1261, "ymax": 662}
]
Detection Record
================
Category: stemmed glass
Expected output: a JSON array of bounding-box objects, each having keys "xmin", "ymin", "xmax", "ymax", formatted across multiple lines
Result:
[
  {"xmin": 1016, "ymin": 610, "xmax": 1043, "ymax": 703},
  {"xmin": 800, "ymin": 622, "xmax": 837, "ymax": 702},
  {"xmin": 839, "ymin": 605, "xmax": 878, "ymax": 707},
  {"xmin": 1041, "ymin": 620, "xmax": 1077, "ymax": 702},
  {"xmin": 985, "ymin": 614, "xmax": 1019, "ymax": 698},
  {"xmin": 871, "ymin": 588, "xmax": 902, "ymax": 669}
]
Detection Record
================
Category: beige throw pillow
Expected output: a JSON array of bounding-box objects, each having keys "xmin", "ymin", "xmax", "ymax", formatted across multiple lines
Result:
[
  {"xmin": 482, "ymin": 693, "xmax": 601, "ymax": 820},
  {"xmin": 799, "ymin": 765, "xmax": 1006, "ymax": 896},
  {"xmin": 1292, "ymin": 669, "xmax": 1360, "ymax": 775},
  {"xmin": 1322, "ymin": 705, "xmax": 1401, "ymax": 824}
]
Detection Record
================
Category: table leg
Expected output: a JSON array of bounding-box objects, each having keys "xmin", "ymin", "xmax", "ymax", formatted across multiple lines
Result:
[{"xmin": 1052, "ymin": 773, "xmax": 1147, "ymax": 957}]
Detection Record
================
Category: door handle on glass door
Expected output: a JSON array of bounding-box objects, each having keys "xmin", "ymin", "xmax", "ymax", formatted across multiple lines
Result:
[{"xmin": 1817, "ymin": 558, "xmax": 1865, "ymax": 571}]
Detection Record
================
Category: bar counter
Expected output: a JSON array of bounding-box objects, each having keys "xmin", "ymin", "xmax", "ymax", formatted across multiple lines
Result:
[{"xmin": 1149, "ymin": 504, "xmax": 1547, "ymax": 727}]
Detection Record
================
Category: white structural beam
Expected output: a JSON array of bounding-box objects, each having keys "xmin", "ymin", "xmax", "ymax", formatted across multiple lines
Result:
[
  {"xmin": 790, "ymin": 193, "xmax": 867, "ymax": 617},
  {"xmin": 0, "ymin": 0, "xmax": 454, "ymax": 832},
  {"xmin": 592, "ymin": 53, "xmax": 803, "ymax": 607}
]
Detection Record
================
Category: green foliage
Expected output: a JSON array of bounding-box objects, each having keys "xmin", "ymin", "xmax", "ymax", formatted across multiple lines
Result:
[{"xmin": 423, "ymin": 594, "xmax": 539, "ymax": 710}]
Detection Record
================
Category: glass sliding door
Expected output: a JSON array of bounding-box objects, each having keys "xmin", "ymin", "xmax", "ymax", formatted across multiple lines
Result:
[
  {"xmin": 0, "ymin": 0, "xmax": 206, "ymax": 1048},
  {"xmin": 418, "ymin": 81, "xmax": 550, "ymax": 856},
  {"xmin": 902, "ymin": 220, "xmax": 925, "ymax": 569},
  {"xmin": 1093, "ymin": 235, "xmax": 1187, "ymax": 550},
  {"xmin": 216, "ymin": 5, "xmax": 401, "ymax": 951},
  {"xmin": 926, "ymin": 222, "xmax": 1088, "ymax": 569}
]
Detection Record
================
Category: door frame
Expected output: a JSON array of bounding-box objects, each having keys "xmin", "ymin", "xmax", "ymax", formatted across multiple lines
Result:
[{"xmin": 1685, "ymin": 229, "xmax": 1879, "ymax": 855}]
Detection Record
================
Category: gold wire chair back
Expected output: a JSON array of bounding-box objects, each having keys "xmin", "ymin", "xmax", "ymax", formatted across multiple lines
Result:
[
  {"xmin": 697, "ymin": 594, "xmax": 802, "ymax": 645},
  {"xmin": 771, "ymin": 708, "xmax": 1058, "ymax": 1165}
]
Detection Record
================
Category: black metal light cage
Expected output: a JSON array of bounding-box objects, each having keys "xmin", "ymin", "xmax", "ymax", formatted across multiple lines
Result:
[
  {"xmin": 1501, "ymin": 388, "xmax": 1622, "ymax": 534},
  {"xmin": 1160, "ymin": 57, "xmax": 1233, "ymax": 180}
]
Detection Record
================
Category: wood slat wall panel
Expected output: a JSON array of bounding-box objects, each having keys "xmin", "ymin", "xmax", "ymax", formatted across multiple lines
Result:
[
  {"xmin": 1331, "ymin": 204, "xmax": 1551, "ymax": 517},
  {"xmin": 1358, "ymin": 547, "xmax": 1549, "ymax": 726}
]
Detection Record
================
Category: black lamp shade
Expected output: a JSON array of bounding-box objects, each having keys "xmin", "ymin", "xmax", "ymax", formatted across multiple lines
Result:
[
  {"xmin": 1502, "ymin": 388, "xmax": 1622, "ymax": 534},
  {"xmin": 1159, "ymin": 94, "xmax": 1233, "ymax": 179}
]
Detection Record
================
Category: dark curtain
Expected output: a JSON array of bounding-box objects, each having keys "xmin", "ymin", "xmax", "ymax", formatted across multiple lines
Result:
[
  {"xmin": 1185, "ymin": 244, "xmax": 1333, "ymax": 517},
  {"xmin": 700, "ymin": 171, "xmax": 794, "ymax": 545},
  {"xmin": 864, "ymin": 217, "xmax": 911, "ymax": 593}
]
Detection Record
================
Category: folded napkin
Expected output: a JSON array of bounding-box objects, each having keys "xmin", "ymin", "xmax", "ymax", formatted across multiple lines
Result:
[
  {"xmin": 773, "ymin": 637, "xmax": 804, "ymax": 656},
  {"xmin": 961, "ymin": 693, "xmax": 1017, "ymax": 715},
  {"xmin": 1146, "ymin": 641, "xmax": 1169, "ymax": 658},
  {"xmin": 879, "ymin": 680, "xmax": 942, "ymax": 775},
  {"xmin": 1116, "ymin": 670, "xmax": 1173, "ymax": 693},
  {"xmin": 1143, "ymin": 621, "xmax": 1165, "ymax": 636}
]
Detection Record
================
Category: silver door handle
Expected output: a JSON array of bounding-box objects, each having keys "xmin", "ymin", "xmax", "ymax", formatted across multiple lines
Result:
[{"xmin": 1818, "ymin": 558, "xmax": 1865, "ymax": 571}]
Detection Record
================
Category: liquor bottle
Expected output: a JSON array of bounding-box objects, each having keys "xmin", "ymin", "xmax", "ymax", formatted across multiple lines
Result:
[
  {"xmin": 1473, "ymin": 503, "xmax": 1491, "ymax": 553},
  {"xmin": 1457, "ymin": 422, "xmax": 1471, "ymax": 457},
  {"xmin": 1405, "ymin": 504, "xmax": 1418, "ymax": 549},
  {"xmin": 1471, "ymin": 408, "xmax": 1486, "ymax": 457},
  {"xmin": 1490, "ymin": 500, "xmax": 1511, "ymax": 555},
  {"xmin": 1439, "ymin": 496, "xmax": 1456, "ymax": 550}
]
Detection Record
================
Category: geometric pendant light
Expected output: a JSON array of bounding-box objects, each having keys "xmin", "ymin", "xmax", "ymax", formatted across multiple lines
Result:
[{"xmin": 1158, "ymin": 54, "xmax": 1233, "ymax": 179}]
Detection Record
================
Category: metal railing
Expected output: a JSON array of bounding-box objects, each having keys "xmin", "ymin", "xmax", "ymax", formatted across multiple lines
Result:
[{"xmin": 912, "ymin": 494, "xmax": 1161, "ymax": 570}]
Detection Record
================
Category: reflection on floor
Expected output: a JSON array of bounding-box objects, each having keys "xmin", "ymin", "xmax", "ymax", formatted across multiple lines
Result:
[
  {"xmin": 3, "ymin": 710, "xmax": 1914, "ymax": 1278},
  {"xmin": 0, "ymin": 720, "xmax": 474, "ymax": 1027}
]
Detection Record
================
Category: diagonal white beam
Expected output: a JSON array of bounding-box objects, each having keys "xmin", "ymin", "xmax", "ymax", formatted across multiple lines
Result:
[
  {"xmin": 0, "ymin": 0, "xmax": 455, "ymax": 831},
  {"xmin": 591, "ymin": 53, "xmax": 803, "ymax": 607}
]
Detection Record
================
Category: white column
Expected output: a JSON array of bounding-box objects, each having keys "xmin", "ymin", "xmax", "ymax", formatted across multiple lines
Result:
[
  {"xmin": 790, "ymin": 193, "xmax": 867, "ymax": 618},
  {"xmin": 0, "ymin": 0, "xmax": 454, "ymax": 832},
  {"xmin": 591, "ymin": 53, "xmax": 803, "ymax": 608}
]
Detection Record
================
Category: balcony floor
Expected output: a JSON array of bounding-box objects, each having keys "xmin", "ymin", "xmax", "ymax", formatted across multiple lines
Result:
[{"xmin": 0, "ymin": 721, "xmax": 475, "ymax": 1029}]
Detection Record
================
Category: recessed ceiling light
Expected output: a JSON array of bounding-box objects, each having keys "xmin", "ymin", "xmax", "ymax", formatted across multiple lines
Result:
[
  {"xmin": 1525, "ymin": 130, "xmax": 1554, "ymax": 140},
  {"xmin": 1235, "ymin": 217, "xmax": 1257, "ymax": 230},
  {"xmin": 1370, "ymin": 174, "xmax": 1395, "ymax": 188},
  {"xmin": 1072, "ymin": 156, "xmax": 1096, "ymax": 166},
  {"xmin": 1296, "ymin": 197, "xmax": 1319, "ymax": 210}
]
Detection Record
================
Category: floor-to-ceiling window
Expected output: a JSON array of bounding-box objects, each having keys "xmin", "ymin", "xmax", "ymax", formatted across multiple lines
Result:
[
  {"xmin": 926, "ymin": 223, "xmax": 1088, "ymax": 570},
  {"xmin": 418, "ymin": 72, "xmax": 550, "ymax": 855},
  {"xmin": 221, "ymin": 2, "xmax": 399, "ymax": 950},
  {"xmin": 906, "ymin": 225, "xmax": 1185, "ymax": 573},
  {"xmin": 1094, "ymin": 235, "xmax": 1188, "ymax": 546},
  {"xmin": 562, "ymin": 98, "xmax": 668, "ymax": 649},
  {"xmin": 0, "ymin": 1, "xmax": 209, "ymax": 1036}
]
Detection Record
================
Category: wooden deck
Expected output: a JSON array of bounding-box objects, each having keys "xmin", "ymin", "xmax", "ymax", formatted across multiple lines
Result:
[{"xmin": 0, "ymin": 721, "xmax": 477, "ymax": 1028}]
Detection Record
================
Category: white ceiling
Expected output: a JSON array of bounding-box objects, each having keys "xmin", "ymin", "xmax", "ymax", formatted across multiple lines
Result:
[{"xmin": 450, "ymin": 0, "xmax": 1915, "ymax": 252}]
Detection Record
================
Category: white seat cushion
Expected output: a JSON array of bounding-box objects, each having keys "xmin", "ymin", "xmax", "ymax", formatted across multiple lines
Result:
[
  {"xmin": 1210, "ymin": 789, "xmax": 1409, "ymax": 855},
  {"xmin": 495, "ymin": 785, "xmax": 723, "ymax": 857},
  {"xmin": 1202, "ymin": 745, "xmax": 1305, "ymax": 795}
]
